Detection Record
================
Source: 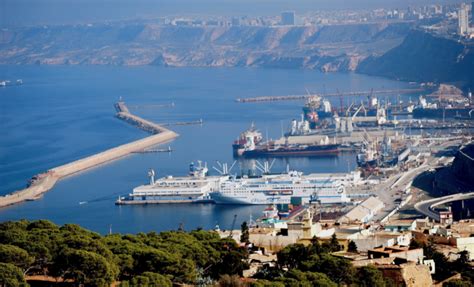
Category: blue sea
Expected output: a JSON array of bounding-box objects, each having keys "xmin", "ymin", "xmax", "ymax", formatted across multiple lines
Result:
[{"xmin": 0, "ymin": 65, "xmax": 414, "ymax": 234}]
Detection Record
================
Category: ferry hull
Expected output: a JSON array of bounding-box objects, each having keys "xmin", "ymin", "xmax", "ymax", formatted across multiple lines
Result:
[
  {"xmin": 116, "ymin": 195, "xmax": 214, "ymax": 205},
  {"xmin": 210, "ymin": 192, "xmax": 311, "ymax": 205},
  {"xmin": 238, "ymin": 144, "xmax": 340, "ymax": 158}
]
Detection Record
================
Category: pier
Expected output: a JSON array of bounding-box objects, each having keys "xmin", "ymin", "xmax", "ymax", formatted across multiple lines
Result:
[
  {"xmin": 0, "ymin": 101, "xmax": 178, "ymax": 208},
  {"xmin": 235, "ymin": 88, "xmax": 426, "ymax": 103}
]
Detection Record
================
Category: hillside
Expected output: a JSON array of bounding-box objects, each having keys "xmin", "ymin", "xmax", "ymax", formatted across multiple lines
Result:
[
  {"xmin": 357, "ymin": 30, "xmax": 474, "ymax": 90},
  {"xmin": 0, "ymin": 22, "xmax": 411, "ymax": 71}
]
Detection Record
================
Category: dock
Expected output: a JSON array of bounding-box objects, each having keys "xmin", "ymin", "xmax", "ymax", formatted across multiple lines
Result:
[
  {"xmin": 0, "ymin": 101, "xmax": 178, "ymax": 208},
  {"xmin": 235, "ymin": 88, "xmax": 426, "ymax": 103}
]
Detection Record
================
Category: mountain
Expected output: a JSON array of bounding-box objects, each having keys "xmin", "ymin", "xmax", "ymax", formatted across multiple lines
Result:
[
  {"xmin": 357, "ymin": 30, "xmax": 474, "ymax": 91},
  {"xmin": 0, "ymin": 22, "xmax": 411, "ymax": 71}
]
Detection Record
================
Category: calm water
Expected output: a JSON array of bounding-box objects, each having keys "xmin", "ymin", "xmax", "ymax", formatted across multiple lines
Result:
[{"xmin": 0, "ymin": 65, "xmax": 413, "ymax": 234}]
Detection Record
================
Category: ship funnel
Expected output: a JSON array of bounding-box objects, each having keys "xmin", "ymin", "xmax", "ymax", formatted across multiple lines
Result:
[{"xmin": 148, "ymin": 169, "xmax": 155, "ymax": 185}]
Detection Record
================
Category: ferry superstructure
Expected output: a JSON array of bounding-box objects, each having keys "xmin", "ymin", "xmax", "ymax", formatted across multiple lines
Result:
[
  {"xmin": 116, "ymin": 162, "xmax": 228, "ymax": 204},
  {"xmin": 210, "ymin": 170, "xmax": 350, "ymax": 205}
]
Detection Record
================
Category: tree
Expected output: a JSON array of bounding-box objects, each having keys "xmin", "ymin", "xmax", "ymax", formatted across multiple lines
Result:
[
  {"xmin": 0, "ymin": 220, "xmax": 254, "ymax": 285},
  {"xmin": 132, "ymin": 249, "xmax": 197, "ymax": 283},
  {"xmin": 283, "ymin": 270, "xmax": 337, "ymax": 287},
  {"xmin": 311, "ymin": 254, "xmax": 355, "ymax": 285},
  {"xmin": 53, "ymin": 249, "xmax": 118, "ymax": 287},
  {"xmin": 0, "ymin": 263, "xmax": 28, "ymax": 287},
  {"xmin": 253, "ymin": 264, "xmax": 284, "ymax": 280},
  {"xmin": 304, "ymin": 271, "xmax": 337, "ymax": 287},
  {"xmin": 250, "ymin": 280, "xmax": 285, "ymax": 287},
  {"xmin": 409, "ymin": 238, "xmax": 425, "ymax": 250},
  {"xmin": 430, "ymin": 251, "xmax": 454, "ymax": 281},
  {"xmin": 348, "ymin": 240, "xmax": 358, "ymax": 253},
  {"xmin": 443, "ymin": 279, "xmax": 472, "ymax": 287},
  {"xmin": 356, "ymin": 265, "xmax": 386, "ymax": 287},
  {"xmin": 0, "ymin": 244, "xmax": 34, "ymax": 270},
  {"xmin": 129, "ymin": 272, "xmax": 172, "ymax": 287},
  {"xmin": 453, "ymin": 251, "xmax": 470, "ymax": 272},
  {"xmin": 328, "ymin": 233, "xmax": 341, "ymax": 252},
  {"xmin": 309, "ymin": 236, "xmax": 322, "ymax": 255},
  {"xmin": 240, "ymin": 221, "xmax": 250, "ymax": 244},
  {"xmin": 218, "ymin": 274, "xmax": 244, "ymax": 287},
  {"xmin": 277, "ymin": 244, "xmax": 309, "ymax": 269}
]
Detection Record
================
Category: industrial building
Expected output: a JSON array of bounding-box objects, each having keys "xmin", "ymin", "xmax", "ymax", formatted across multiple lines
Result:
[{"xmin": 339, "ymin": 196, "xmax": 385, "ymax": 224}]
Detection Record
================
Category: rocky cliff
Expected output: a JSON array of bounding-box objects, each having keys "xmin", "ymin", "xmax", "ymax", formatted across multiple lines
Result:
[
  {"xmin": 0, "ymin": 22, "xmax": 411, "ymax": 71},
  {"xmin": 357, "ymin": 30, "xmax": 474, "ymax": 90}
]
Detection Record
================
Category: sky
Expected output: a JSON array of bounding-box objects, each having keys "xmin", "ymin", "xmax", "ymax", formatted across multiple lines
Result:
[{"xmin": 0, "ymin": 0, "xmax": 465, "ymax": 27}]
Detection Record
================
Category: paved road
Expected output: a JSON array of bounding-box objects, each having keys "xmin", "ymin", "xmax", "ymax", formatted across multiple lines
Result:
[{"xmin": 414, "ymin": 191, "xmax": 474, "ymax": 221}]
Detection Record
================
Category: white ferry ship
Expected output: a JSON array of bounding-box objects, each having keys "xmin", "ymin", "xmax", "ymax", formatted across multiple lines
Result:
[
  {"xmin": 210, "ymin": 170, "xmax": 350, "ymax": 205},
  {"xmin": 116, "ymin": 162, "xmax": 228, "ymax": 204}
]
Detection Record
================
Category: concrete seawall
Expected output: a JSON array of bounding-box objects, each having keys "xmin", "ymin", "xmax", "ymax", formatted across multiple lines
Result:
[{"xmin": 0, "ymin": 102, "xmax": 178, "ymax": 208}]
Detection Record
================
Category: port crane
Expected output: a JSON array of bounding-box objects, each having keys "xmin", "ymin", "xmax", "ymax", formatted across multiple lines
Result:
[{"xmin": 213, "ymin": 161, "xmax": 237, "ymax": 175}]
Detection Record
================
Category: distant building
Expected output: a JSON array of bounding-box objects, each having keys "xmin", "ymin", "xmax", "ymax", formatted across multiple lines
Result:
[
  {"xmin": 339, "ymin": 196, "xmax": 385, "ymax": 224},
  {"xmin": 472, "ymin": 2, "xmax": 474, "ymax": 23},
  {"xmin": 458, "ymin": 3, "xmax": 472, "ymax": 36},
  {"xmin": 281, "ymin": 11, "xmax": 295, "ymax": 25},
  {"xmin": 455, "ymin": 237, "xmax": 474, "ymax": 260},
  {"xmin": 439, "ymin": 210, "xmax": 453, "ymax": 225},
  {"xmin": 344, "ymin": 247, "xmax": 433, "ymax": 286},
  {"xmin": 384, "ymin": 219, "xmax": 417, "ymax": 232},
  {"xmin": 231, "ymin": 17, "xmax": 241, "ymax": 26},
  {"xmin": 367, "ymin": 245, "xmax": 424, "ymax": 262}
]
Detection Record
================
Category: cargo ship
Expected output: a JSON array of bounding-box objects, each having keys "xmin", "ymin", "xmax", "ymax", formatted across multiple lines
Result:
[
  {"xmin": 238, "ymin": 142, "xmax": 340, "ymax": 158},
  {"xmin": 356, "ymin": 134, "xmax": 410, "ymax": 168},
  {"xmin": 302, "ymin": 96, "xmax": 333, "ymax": 128},
  {"xmin": 233, "ymin": 123, "xmax": 339, "ymax": 158},
  {"xmin": 210, "ymin": 170, "xmax": 350, "ymax": 205},
  {"xmin": 115, "ymin": 162, "xmax": 228, "ymax": 204},
  {"xmin": 412, "ymin": 94, "xmax": 474, "ymax": 120},
  {"xmin": 232, "ymin": 123, "xmax": 264, "ymax": 157}
]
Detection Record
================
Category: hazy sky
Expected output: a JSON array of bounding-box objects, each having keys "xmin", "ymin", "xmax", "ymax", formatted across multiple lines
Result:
[{"xmin": 0, "ymin": 0, "xmax": 465, "ymax": 27}]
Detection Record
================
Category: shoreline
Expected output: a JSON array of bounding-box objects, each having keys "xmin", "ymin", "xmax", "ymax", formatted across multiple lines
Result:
[{"xmin": 0, "ymin": 101, "xmax": 178, "ymax": 208}]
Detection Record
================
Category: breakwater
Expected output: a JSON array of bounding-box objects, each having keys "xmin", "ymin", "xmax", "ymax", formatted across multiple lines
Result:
[{"xmin": 0, "ymin": 102, "xmax": 178, "ymax": 208}]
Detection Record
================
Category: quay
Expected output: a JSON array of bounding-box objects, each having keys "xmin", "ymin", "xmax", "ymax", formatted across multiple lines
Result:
[
  {"xmin": 236, "ymin": 88, "xmax": 426, "ymax": 103},
  {"xmin": 0, "ymin": 101, "xmax": 178, "ymax": 208}
]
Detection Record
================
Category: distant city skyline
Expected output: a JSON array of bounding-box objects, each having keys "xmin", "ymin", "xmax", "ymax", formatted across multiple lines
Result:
[{"xmin": 0, "ymin": 0, "xmax": 467, "ymax": 27}]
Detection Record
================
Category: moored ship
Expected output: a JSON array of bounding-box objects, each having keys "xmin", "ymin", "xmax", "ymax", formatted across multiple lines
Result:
[
  {"xmin": 412, "ymin": 93, "xmax": 474, "ymax": 120},
  {"xmin": 232, "ymin": 123, "xmax": 264, "ymax": 157},
  {"xmin": 232, "ymin": 123, "xmax": 340, "ymax": 158},
  {"xmin": 239, "ymin": 142, "xmax": 340, "ymax": 157},
  {"xmin": 116, "ymin": 162, "xmax": 228, "ymax": 204},
  {"xmin": 210, "ymin": 170, "xmax": 350, "ymax": 205}
]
